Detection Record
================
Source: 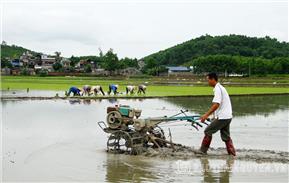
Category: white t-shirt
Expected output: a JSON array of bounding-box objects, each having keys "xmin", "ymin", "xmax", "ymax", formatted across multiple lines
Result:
[
  {"xmin": 212, "ymin": 83, "xmax": 232, "ymax": 119},
  {"xmin": 127, "ymin": 85, "xmax": 135, "ymax": 91}
]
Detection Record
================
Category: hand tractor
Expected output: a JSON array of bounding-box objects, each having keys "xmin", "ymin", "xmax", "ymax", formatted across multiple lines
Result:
[{"xmin": 98, "ymin": 105, "xmax": 210, "ymax": 155}]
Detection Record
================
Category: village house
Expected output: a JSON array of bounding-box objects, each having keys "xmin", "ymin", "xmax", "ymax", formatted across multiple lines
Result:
[
  {"xmin": 166, "ymin": 66, "xmax": 192, "ymax": 76},
  {"xmin": 19, "ymin": 51, "xmax": 36, "ymax": 67},
  {"xmin": 11, "ymin": 69, "xmax": 21, "ymax": 75},
  {"xmin": 74, "ymin": 60, "xmax": 86, "ymax": 72},
  {"xmin": 9, "ymin": 59, "xmax": 21, "ymax": 75},
  {"xmin": 94, "ymin": 68, "xmax": 109, "ymax": 76},
  {"xmin": 75, "ymin": 59, "xmax": 97, "ymax": 72},
  {"xmin": 1, "ymin": 67, "xmax": 11, "ymax": 75},
  {"xmin": 61, "ymin": 58, "xmax": 71, "ymax": 68},
  {"xmin": 11, "ymin": 59, "xmax": 23, "ymax": 67},
  {"xmin": 34, "ymin": 54, "xmax": 56, "ymax": 72},
  {"xmin": 118, "ymin": 67, "xmax": 141, "ymax": 76}
]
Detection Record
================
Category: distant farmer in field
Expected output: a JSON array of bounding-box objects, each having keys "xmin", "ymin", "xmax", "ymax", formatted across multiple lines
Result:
[
  {"xmin": 138, "ymin": 84, "xmax": 147, "ymax": 94},
  {"xmin": 65, "ymin": 86, "xmax": 81, "ymax": 96},
  {"xmin": 82, "ymin": 85, "xmax": 92, "ymax": 96},
  {"xmin": 108, "ymin": 84, "xmax": 119, "ymax": 95},
  {"xmin": 92, "ymin": 85, "xmax": 105, "ymax": 96},
  {"xmin": 198, "ymin": 73, "xmax": 236, "ymax": 156},
  {"xmin": 126, "ymin": 85, "xmax": 136, "ymax": 95}
]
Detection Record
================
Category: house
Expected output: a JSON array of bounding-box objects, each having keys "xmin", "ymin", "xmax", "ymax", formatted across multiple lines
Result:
[
  {"xmin": 41, "ymin": 54, "xmax": 56, "ymax": 64},
  {"xmin": 40, "ymin": 54, "xmax": 56, "ymax": 71},
  {"xmin": 229, "ymin": 73, "xmax": 244, "ymax": 77},
  {"xmin": 61, "ymin": 58, "xmax": 71, "ymax": 68},
  {"xmin": 94, "ymin": 68, "xmax": 109, "ymax": 76},
  {"xmin": 166, "ymin": 66, "xmax": 191, "ymax": 73},
  {"xmin": 166, "ymin": 66, "xmax": 192, "ymax": 76},
  {"xmin": 74, "ymin": 59, "xmax": 97, "ymax": 72},
  {"xmin": 75, "ymin": 60, "xmax": 87, "ymax": 71},
  {"xmin": 20, "ymin": 51, "xmax": 35, "ymax": 66},
  {"xmin": 118, "ymin": 67, "xmax": 141, "ymax": 76},
  {"xmin": 11, "ymin": 69, "xmax": 21, "ymax": 75},
  {"xmin": 11, "ymin": 59, "xmax": 23, "ymax": 67},
  {"xmin": 1, "ymin": 68, "xmax": 11, "ymax": 75},
  {"xmin": 79, "ymin": 60, "xmax": 87, "ymax": 68},
  {"xmin": 34, "ymin": 65, "xmax": 42, "ymax": 70}
]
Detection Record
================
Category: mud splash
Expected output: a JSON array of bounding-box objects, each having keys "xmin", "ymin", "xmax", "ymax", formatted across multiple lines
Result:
[{"xmin": 141, "ymin": 146, "xmax": 289, "ymax": 163}]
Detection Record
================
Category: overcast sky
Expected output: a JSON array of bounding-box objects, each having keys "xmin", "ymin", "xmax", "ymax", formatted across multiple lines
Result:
[{"xmin": 1, "ymin": 0, "xmax": 288, "ymax": 58}]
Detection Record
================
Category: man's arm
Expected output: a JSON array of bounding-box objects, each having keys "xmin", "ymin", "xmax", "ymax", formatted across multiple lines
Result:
[{"xmin": 200, "ymin": 103, "xmax": 220, "ymax": 122}]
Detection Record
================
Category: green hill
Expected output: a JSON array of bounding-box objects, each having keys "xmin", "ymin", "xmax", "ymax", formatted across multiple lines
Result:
[
  {"xmin": 142, "ymin": 34, "xmax": 289, "ymax": 66},
  {"xmin": 1, "ymin": 43, "xmax": 38, "ymax": 59}
]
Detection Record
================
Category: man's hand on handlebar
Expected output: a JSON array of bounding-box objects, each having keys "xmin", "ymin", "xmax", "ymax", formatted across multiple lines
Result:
[{"xmin": 200, "ymin": 114, "xmax": 209, "ymax": 123}]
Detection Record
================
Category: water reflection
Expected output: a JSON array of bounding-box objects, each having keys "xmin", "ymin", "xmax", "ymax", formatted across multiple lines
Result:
[
  {"xmin": 68, "ymin": 99, "xmax": 81, "ymax": 105},
  {"xmin": 2, "ymin": 95, "xmax": 287, "ymax": 118},
  {"xmin": 66, "ymin": 95, "xmax": 288, "ymax": 117},
  {"xmin": 66, "ymin": 98, "xmax": 145, "ymax": 105},
  {"xmin": 164, "ymin": 95, "xmax": 289, "ymax": 116},
  {"xmin": 104, "ymin": 154, "xmax": 235, "ymax": 183},
  {"xmin": 108, "ymin": 98, "xmax": 118, "ymax": 104},
  {"xmin": 201, "ymin": 158, "xmax": 234, "ymax": 183},
  {"xmin": 105, "ymin": 154, "xmax": 159, "ymax": 182},
  {"xmin": 1, "ymin": 90, "xmax": 64, "ymax": 97}
]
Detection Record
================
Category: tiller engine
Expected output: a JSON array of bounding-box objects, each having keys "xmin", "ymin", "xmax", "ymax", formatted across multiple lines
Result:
[{"xmin": 98, "ymin": 105, "xmax": 210, "ymax": 154}]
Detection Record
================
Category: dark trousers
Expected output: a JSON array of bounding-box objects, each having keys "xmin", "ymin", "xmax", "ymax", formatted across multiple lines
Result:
[
  {"xmin": 204, "ymin": 118, "xmax": 232, "ymax": 142},
  {"xmin": 108, "ymin": 86, "xmax": 117, "ymax": 95},
  {"xmin": 138, "ymin": 88, "xmax": 145, "ymax": 94}
]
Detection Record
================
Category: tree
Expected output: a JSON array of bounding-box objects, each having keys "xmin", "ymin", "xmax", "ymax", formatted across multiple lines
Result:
[
  {"xmin": 142, "ymin": 58, "xmax": 157, "ymax": 72},
  {"xmin": 142, "ymin": 35, "xmax": 289, "ymax": 73},
  {"xmin": 1, "ymin": 57, "xmax": 12, "ymax": 68},
  {"xmin": 54, "ymin": 51, "xmax": 61, "ymax": 62},
  {"xmin": 20, "ymin": 67, "xmax": 29, "ymax": 75},
  {"xmin": 102, "ymin": 49, "xmax": 119, "ymax": 73},
  {"xmin": 1, "ymin": 43, "xmax": 38, "ymax": 59},
  {"xmin": 119, "ymin": 57, "xmax": 138, "ymax": 69},
  {"xmin": 37, "ymin": 69, "xmax": 48, "ymax": 77},
  {"xmin": 1, "ymin": 40, "xmax": 7, "ymax": 45},
  {"xmin": 70, "ymin": 55, "xmax": 80, "ymax": 67},
  {"xmin": 147, "ymin": 66, "xmax": 167, "ymax": 76},
  {"xmin": 52, "ymin": 62, "xmax": 63, "ymax": 71},
  {"xmin": 184, "ymin": 54, "xmax": 289, "ymax": 75},
  {"xmin": 84, "ymin": 64, "xmax": 92, "ymax": 73}
]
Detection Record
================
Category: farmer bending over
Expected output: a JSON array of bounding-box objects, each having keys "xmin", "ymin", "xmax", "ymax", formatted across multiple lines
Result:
[
  {"xmin": 137, "ymin": 84, "xmax": 146, "ymax": 94},
  {"xmin": 108, "ymin": 84, "xmax": 119, "ymax": 95},
  {"xmin": 92, "ymin": 85, "xmax": 105, "ymax": 96},
  {"xmin": 65, "ymin": 86, "xmax": 81, "ymax": 96},
  {"xmin": 198, "ymin": 73, "xmax": 236, "ymax": 156},
  {"xmin": 126, "ymin": 85, "xmax": 136, "ymax": 94},
  {"xmin": 82, "ymin": 85, "xmax": 92, "ymax": 96}
]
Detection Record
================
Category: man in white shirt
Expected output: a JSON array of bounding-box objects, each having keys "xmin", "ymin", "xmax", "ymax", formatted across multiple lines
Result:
[
  {"xmin": 198, "ymin": 73, "xmax": 236, "ymax": 156},
  {"xmin": 126, "ymin": 85, "xmax": 136, "ymax": 95}
]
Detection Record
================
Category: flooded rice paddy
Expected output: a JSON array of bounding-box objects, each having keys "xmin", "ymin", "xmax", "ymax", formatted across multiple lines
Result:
[{"xmin": 1, "ymin": 93, "xmax": 289, "ymax": 182}]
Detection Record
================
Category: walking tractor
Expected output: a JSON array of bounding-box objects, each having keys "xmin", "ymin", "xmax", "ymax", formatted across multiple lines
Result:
[{"xmin": 98, "ymin": 105, "xmax": 210, "ymax": 154}]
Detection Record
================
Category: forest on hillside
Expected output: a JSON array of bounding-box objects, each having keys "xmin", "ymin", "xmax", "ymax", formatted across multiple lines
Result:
[
  {"xmin": 142, "ymin": 35, "xmax": 289, "ymax": 75},
  {"xmin": 1, "ymin": 43, "xmax": 38, "ymax": 59}
]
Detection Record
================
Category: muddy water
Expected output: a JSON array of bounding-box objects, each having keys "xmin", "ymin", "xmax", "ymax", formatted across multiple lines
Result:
[
  {"xmin": 1, "ymin": 95, "xmax": 289, "ymax": 182},
  {"xmin": 1, "ymin": 90, "xmax": 65, "ymax": 97}
]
